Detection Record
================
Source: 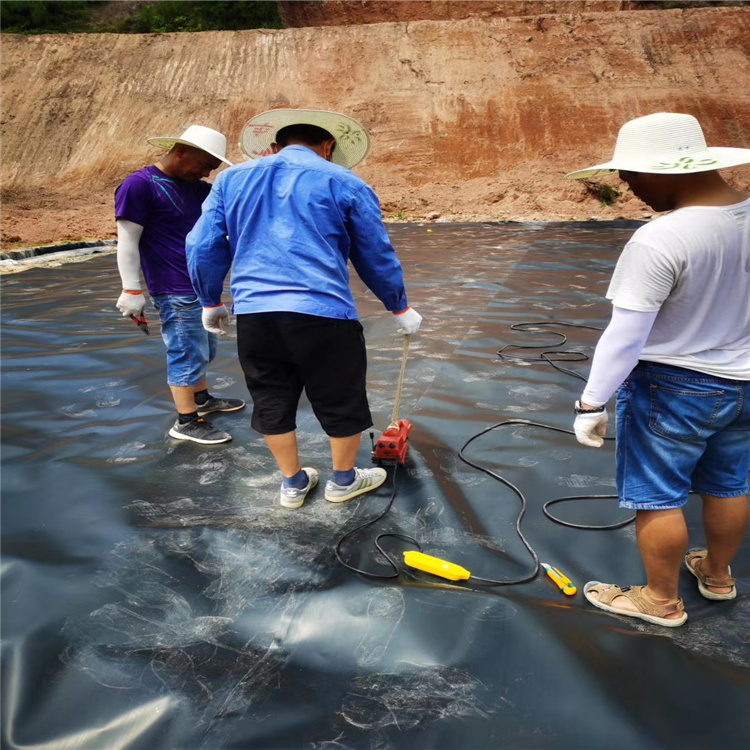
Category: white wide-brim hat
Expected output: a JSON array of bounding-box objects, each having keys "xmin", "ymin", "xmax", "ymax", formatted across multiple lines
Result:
[
  {"xmin": 147, "ymin": 125, "xmax": 232, "ymax": 165},
  {"xmin": 565, "ymin": 112, "xmax": 750, "ymax": 180},
  {"xmin": 240, "ymin": 109, "xmax": 371, "ymax": 169}
]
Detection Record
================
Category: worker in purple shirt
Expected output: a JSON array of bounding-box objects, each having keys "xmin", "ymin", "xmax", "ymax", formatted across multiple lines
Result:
[
  {"xmin": 187, "ymin": 109, "xmax": 423, "ymax": 509},
  {"xmin": 114, "ymin": 125, "xmax": 245, "ymax": 445}
]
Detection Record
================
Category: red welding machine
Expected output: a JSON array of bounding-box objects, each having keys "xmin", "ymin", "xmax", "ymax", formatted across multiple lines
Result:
[{"xmin": 371, "ymin": 419, "xmax": 412, "ymax": 465}]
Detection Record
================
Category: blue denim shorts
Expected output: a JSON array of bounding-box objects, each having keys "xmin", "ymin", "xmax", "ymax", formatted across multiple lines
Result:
[
  {"xmin": 615, "ymin": 361, "xmax": 750, "ymax": 510},
  {"xmin": 151, "ymin": 293, "xmax": 217, "ymax": 387}
]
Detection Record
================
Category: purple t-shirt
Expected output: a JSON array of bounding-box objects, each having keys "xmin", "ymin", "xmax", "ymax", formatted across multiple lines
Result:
[{"xmin": 114, "ymin": 165, "xmax": 212, "ymax": 295}]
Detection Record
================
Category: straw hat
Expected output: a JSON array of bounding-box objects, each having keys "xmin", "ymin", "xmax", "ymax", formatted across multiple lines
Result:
[
  {"xmin": 147, "ymin": 125, "xmax": 232, "ymax": 165},
  {"xmin": 240, "ymin": 109, "xmax": 371, "ymax": 169},
  {"xmin": 565, "ymin": 113, "xmax": 750, "ymax": 180}
]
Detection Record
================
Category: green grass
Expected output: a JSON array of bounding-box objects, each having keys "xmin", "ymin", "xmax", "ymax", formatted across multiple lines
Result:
[
  {"xmin": 583, "ymin": 180, "xmax": 620, "ymax": 207},
  {"xmin": 0, "ymin": 1, "xmax": 283, "ymax": 34}
]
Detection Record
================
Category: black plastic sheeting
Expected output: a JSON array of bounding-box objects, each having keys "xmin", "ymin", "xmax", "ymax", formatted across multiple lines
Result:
[{"xmin": 2, "ymin": 222, "xmax": 749, "ymax": 750}]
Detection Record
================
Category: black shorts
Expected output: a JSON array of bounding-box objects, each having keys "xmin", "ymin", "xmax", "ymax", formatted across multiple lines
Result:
[{"xmin": 236, "ymin": 312, "xmax": 373, "ymax": 438}]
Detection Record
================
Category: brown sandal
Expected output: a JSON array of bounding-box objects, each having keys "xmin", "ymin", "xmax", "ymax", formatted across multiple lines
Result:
[
  {"xmin": 584, "ymin": 582, "xmax": 687, "ymax": 627},
  {"xmin": 685, "ymin": 549, "xmax": 737, "ymax": 601}
]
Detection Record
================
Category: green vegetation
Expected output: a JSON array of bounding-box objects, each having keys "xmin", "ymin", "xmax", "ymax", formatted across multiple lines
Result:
[
  {"xmin": 0, "ymin": 1, "xmax": 283, "ymax": 34},
  {"xmin": 117, "ymin": 1, "xmax": 282, "ymax": 33},
  {"xmin": 583, "ymin": 180, "xmax": 620, "ymax": 207},
  {"xmin": 597, "ymin": 184, "xmax": 619, "ymax": 207},
  {"xmin": 0, "ymin": 1, "xmax": 92, "ymax": 33}
]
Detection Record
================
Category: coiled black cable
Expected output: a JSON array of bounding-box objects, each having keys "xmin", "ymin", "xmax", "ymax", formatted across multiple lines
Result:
[
  {"xmin": 334, "ymin": 321, "xmax": 633, "ymax": 585},
  {"xmin": 497, "ymin": 321, "xmax": 603, "ymax": 381}
]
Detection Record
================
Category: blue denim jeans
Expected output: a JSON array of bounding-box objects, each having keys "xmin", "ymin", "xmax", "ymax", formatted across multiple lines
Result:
[
  {"xmin": 616, "ymin": 361, "xmax": 750, "ymax": 510},
  {"xmin": 151, "ymin": 293, "xmax": 217, "ymax": 387}
]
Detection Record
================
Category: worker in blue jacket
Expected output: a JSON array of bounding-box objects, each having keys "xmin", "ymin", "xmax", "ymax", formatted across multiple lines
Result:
[{"xmin": 186, "ymin": 109, "xmax": 422, "ymax": 510}]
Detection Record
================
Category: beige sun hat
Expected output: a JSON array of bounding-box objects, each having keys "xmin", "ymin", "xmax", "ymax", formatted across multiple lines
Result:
[
  {"xmin": 147, "ymin": 125, "xmax": 232, "ymax": 165},
  {"xmin": 240, "ymin": 109, "xmax": 371, "ymax": 169},
  {"xmin": 565, "ymin": 113, "xmax": 750, "ymax": 180}
]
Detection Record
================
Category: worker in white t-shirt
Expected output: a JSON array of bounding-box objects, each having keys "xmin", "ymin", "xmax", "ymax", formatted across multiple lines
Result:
[{"xmin": 565, "ymin": 113, "xmax": 750, "ymax": 628}]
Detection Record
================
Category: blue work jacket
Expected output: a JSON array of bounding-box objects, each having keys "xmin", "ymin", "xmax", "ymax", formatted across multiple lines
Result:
[{"xmin": 186, "ymin": 145, "xmax": 408, "ymax": 320}]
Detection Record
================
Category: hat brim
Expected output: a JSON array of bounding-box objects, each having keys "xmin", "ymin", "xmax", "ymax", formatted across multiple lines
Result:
[
  {"xmin": 147, "ymin": 137, "xmax": 232, "ymax": 166},
  {"xmin": 240, "ymin": 109, "xmax": 371, "ymax": 169},
  {"xmin": 565, "ymin": 146, "xmax": 750, "ymax": 180}
]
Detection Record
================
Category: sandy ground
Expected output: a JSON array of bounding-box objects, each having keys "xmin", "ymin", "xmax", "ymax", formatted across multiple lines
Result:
[{"xmin": 0, "ymin": 170, "xmax": 656, "ymax": 254}]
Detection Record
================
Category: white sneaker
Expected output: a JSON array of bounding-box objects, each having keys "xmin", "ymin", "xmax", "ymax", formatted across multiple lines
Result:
[
  {"xmin": 324, "ymin": 467, "xmax": 387, "ymax": 503},
  {"xmin": 279, "ymin": 468, "xmax": 319, "ymax": 509}
]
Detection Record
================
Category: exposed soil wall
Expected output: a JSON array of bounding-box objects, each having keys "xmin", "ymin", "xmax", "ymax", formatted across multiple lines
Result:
[
  {"xmin": 1, "ymin": 7, "xmax": 749, "ymax": 248},
  {"xmin": 277, "ymin": 1, "xmax": 638, "ymax": 27}
]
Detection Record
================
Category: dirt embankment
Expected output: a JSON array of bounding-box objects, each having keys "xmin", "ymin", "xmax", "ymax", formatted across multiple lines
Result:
[
  {"xmin": 277, "ymin": 1, "xmax": 640, "ymax": 26},
  {"xmin": 1, "ymin": 6, "xmax": 749, "ymax": 249}
]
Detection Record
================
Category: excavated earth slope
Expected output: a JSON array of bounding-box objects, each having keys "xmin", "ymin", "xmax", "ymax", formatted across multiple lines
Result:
[
  {"xmin": 277, "ymin": 0, "xmax": 642, "ymax": 26},
  {"xmin": 1, "ymin": 7, "xmax": 749, "ymax": 248}
]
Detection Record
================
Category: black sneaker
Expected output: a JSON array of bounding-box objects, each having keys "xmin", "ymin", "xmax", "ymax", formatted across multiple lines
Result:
[
  {"xmin": 168, "ymin": 417, "xmax": 232, "ymax": 444},
  {"xmin": 196, "ymin": 396, "xmax": 246, "ymax": 416}
]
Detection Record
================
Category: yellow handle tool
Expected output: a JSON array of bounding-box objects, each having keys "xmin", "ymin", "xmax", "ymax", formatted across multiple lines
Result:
[
  {"xmin": 403, "ymin": 551, "xmax": 471, "ymax": 581},
  {"xmin": 541, "ymin": 563, "xmax": 577, "ymax": 596}
]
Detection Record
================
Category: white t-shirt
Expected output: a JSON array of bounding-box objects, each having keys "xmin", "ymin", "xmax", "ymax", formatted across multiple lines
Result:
[{"xmin": 606, "ymin": 197, "xmax": 750, "ymax": 380}]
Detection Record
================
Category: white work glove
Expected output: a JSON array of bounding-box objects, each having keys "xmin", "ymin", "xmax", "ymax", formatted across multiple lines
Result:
[
  {"xmin": 393, "ymin": 306, "xmax": 422, "ymax": 334},
  {"xmin": 573, "ymin": 401, "xmax": 609, "ymax": 448},
  {"xmin": 116, "ymin": 290, "xmax": 145, "ymax": 318},
  {"xmin": 202, "ymin": 303, "xmax": 229, "ymax": 335}
]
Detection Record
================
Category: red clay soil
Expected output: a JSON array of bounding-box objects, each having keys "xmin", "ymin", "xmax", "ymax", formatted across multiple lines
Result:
[
  {"xmin": 277, "ymin": 1, "xmax": 642, "ymax": 27},
  {"xmin": 1, "ymin": 6, "xmax": 749, "ymax": 250}
]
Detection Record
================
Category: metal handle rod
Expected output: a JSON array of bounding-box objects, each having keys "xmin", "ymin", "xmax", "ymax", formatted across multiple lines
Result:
[{"xmin": 389, "ymin": 334, "xmax": 410, "ymax": 428}]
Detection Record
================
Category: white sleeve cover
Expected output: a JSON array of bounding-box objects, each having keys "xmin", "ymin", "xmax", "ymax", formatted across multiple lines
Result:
[
  {"xmin": 116, "ymin": 219, "xmax": 144, "ymax": 290},
  {"xmin": 580, "ymin": 306, "xmax": 659, "ymax": 407}
]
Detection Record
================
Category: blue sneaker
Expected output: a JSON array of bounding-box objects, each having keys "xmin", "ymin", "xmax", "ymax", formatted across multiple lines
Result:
[{"xmin": 279, "ymin": 468, "xmax": 319, "ymax": 509}]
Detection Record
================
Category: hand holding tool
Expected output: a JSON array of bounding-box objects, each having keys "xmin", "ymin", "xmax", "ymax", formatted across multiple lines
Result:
[
  {"xmin": 393, "ymin": 306, "xmax": 422, "ymax": 334},
  {"xmin": 129, "ymin": 313, "xmax": 150, "ymax": 335},
  {"xmin": 541, "ymin": 563, "xmax": 577, "ymax": 595},
  {"xmin": 573, "ymin": 400, "xmax": 609, "ymax": 447},
  {"xmin": 116, "ymin": 290, "xmax": 145, "ymax": 318},
  {"xmin": 202, "ymin": 303, "xmax": 229, "ymax": 335}
]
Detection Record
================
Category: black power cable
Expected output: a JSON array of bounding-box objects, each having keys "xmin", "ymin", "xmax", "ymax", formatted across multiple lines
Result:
[
  {"xmin": 334, "ymin": 462, "xmax": 405, "ymax": 579},
  {"xmin": 458, "ymin": 419, "xmax": 624, "ymax": 585},
  {"xmin": 497, "ymin": 321, "xmax": 604, "ymax": 381},
  {"xmin": 334, "ymin": 321, "xmax": 633, "ymax": 585}
]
